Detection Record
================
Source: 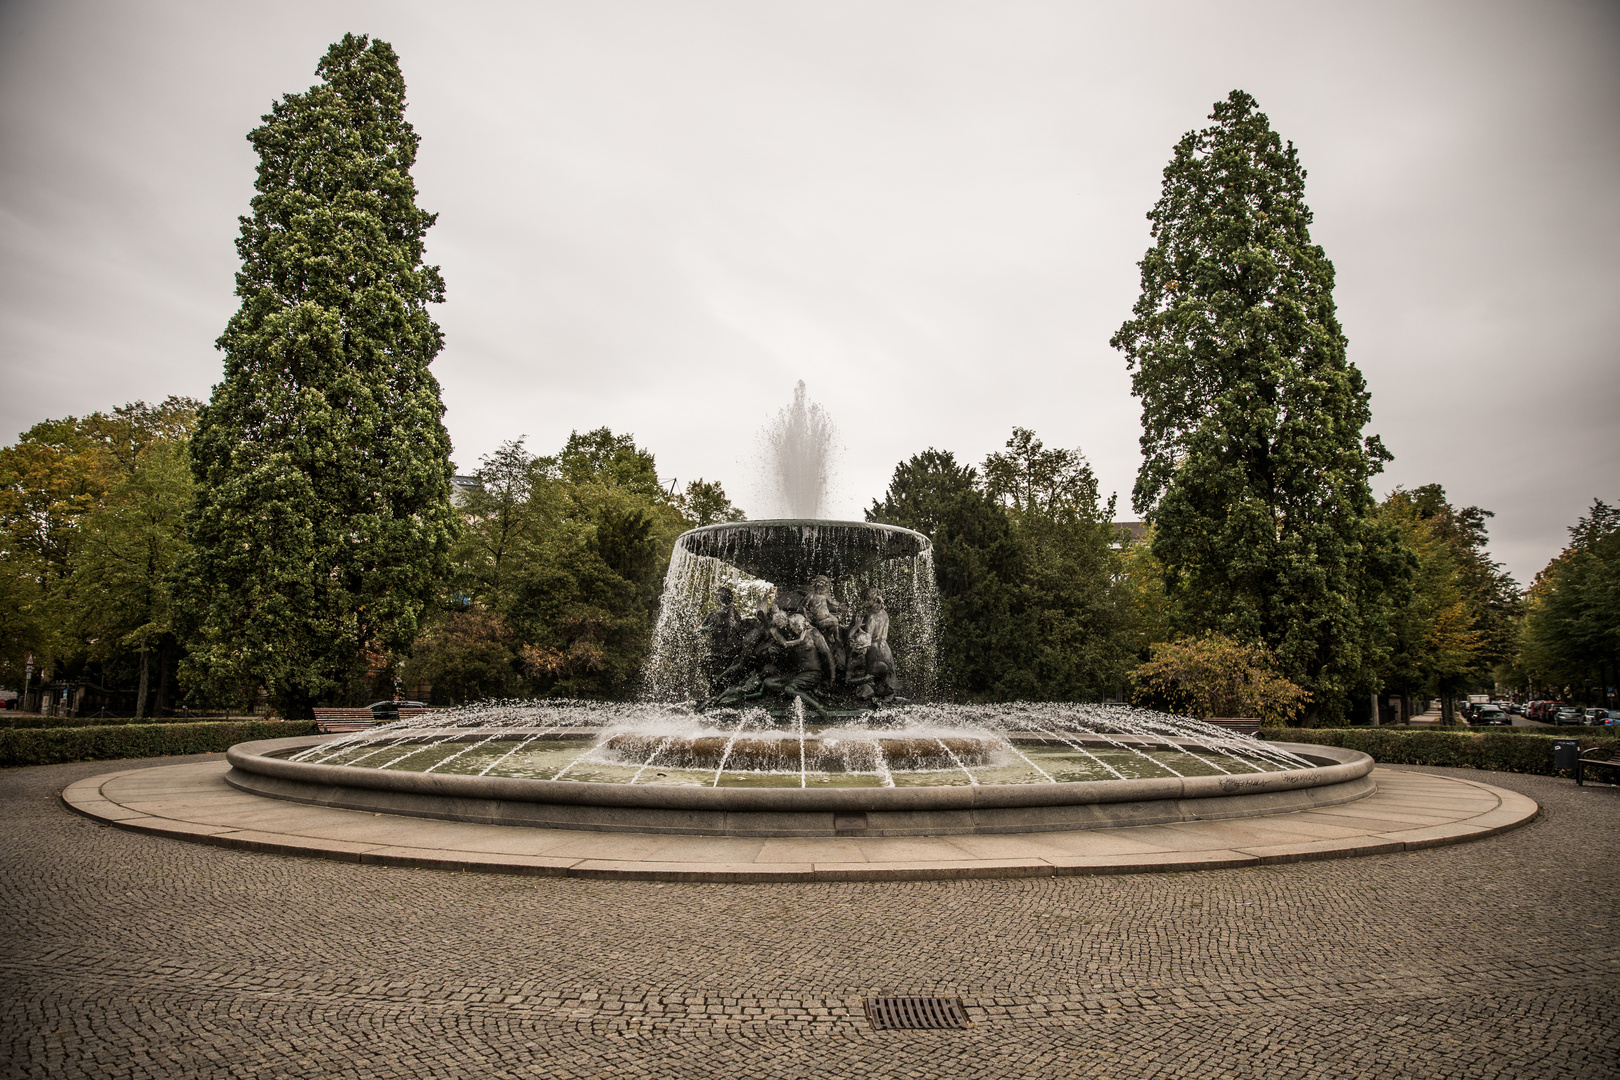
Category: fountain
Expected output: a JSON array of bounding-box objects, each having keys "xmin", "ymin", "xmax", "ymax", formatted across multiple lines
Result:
[
  {"xmin": 224, "ymin": 693, "xmax": 1372, "ymax": 835},
  {"xmin": 641, "ymin": 518, "xmax": 940, "ymax": 711},
  {"xmin": 224, "ymin": 513, "xmax": 1374, "ymax": 837},
  {"xmin": 222, "ymin": 381, "xmax": 1373, "ymax": 838}
]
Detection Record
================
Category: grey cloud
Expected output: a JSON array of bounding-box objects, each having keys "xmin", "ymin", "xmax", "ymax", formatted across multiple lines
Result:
[{"xmin": 2, "ymin": 0, "xmax": 1615, "ymax": 584}]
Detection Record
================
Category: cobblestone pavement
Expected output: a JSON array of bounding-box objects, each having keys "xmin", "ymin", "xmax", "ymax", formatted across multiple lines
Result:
[{"xmin": 2, "ymin": 755, "xmax": 1616, "ymax": 1079}]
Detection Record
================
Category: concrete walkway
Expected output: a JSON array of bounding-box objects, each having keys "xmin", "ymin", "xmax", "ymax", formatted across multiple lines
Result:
[{"xmin": 62, "ymin": 760, "xmax": 1538, "ymax": 882}]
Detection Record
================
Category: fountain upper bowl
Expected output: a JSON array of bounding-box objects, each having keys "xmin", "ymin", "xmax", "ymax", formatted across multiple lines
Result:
[{"xmin": 675, "ymin": 519, "xmax": 929, "ymax": 582}]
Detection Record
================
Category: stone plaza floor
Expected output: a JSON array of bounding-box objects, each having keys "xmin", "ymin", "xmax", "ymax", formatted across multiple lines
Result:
[{"xmin": 2, "ymin": 754, "xmax": 1617, "ymax": 1079}]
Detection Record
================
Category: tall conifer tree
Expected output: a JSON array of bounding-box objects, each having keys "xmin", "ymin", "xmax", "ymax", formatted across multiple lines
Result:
[
  {"xmin": 1111, "ymin": 91, "xmax": 1400, "ymax": 722},
  {"xmin": 183, "ymin": 35, "xmax": 456, "ymax": 718}
]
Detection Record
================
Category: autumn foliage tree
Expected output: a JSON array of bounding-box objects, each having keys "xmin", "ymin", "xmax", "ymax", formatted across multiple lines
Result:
[
  {"xmin": 1515, "ymin": 500, "xmax": 1618, "ymax": 700},
  {"xmin": 1130, "ymin": 633, "xmax": 1311, "ymax": 725},
  {"xmin": 1, "ymin": 399, "xmax": 200, "ymax": 713},
  {"xmin": 1374, "ymin": 486, "xmax": 1519, "ymax": 720}
]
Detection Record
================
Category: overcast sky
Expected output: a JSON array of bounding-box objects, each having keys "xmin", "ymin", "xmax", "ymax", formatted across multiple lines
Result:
[{"xmin": 1, "ymin": 0, "xmax": 1615, "ymax": 584}]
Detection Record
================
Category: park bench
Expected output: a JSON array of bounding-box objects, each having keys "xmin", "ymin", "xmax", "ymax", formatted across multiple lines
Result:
[
  {"xmin": 1576, "ymin": 748, "xmax": 1619, "ymax": 786},
  {"xmin": 1204, "ymin": 718, "xmax": 1261, "ymax": 736},
  {"xmin": 311, "ymin": 705, "xmax": 435, "ymax": 733},
  {"xmin": 312, "ymin": 708, "xmax": 377, "ymax": 734}
]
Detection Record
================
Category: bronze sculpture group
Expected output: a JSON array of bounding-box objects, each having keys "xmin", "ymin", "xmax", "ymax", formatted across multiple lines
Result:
[{"xmin": 701, "ymin": 576, "xmax": 899, "ymax": 716}]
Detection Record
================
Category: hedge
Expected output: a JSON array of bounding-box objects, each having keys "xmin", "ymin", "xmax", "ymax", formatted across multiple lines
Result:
[
  {"xmin": 0, "ymin": 712, "xmax": 274, "ymax": 730},
  {"xmin": 1259, "ymin": 727, "xmax": 1618, "ymax": 777},
  {"xmin": 0, "ymin": 720, "xmax": 317, "ymax": 768}
]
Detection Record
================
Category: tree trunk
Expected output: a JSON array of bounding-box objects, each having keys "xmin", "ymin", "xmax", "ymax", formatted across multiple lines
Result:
[
  {"xmin": 134, "ymin": 647, "xmax": 150, "ymax": 720},
  {"xmin": 154, "ymin": 641, "xmax": 171, "ymax": 717}
]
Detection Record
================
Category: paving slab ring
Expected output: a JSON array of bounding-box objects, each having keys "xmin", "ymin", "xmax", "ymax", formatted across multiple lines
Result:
[{"xmin": 60, "ymin": 759, "xmax": 1539, "ymax": 882}]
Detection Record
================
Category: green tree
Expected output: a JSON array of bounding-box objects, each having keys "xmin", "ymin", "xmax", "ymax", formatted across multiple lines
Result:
[
  {"xmin": 182, "ymin": 35, "xmax": 457, "ymax": 718},
  {"xmin": 870, "ymin": 432, "xmax": 1134, "ymax": 701},
  {"xmin": 66, "ymin": 423, "xmax": 197, "ymax": 717},
  {"xmin": 676, "ymin": 479, "xmax": 746, "ymax": 527},
  {"xmin": 868, "ymin": 449, "xmax": 1022, "ymax": 696},
  {"xmin": 1110, "ymin": 90, "xmax": 1399, "ymax": 723},
  {"xmin": 1374, "ymin": 492, "xmax": 1477, "ymax": 721},
  {"xmin": 453, "ymin": 439, "xmax": 541, "ymax": 607},
  {"xmin": 1516, "ymin": 500, "xmax": 1619, "ymax": 702},
  {"xmin": 402, "ymin": 607, "xmax": 520, "ymax": 705},
  {"xmin": 1399, "ymin": 485, "xmax": 1522, "ymax": 684},
  {"xmin": 1117, "ymin": 525, "xmax": 1175, "ymax": 659},
  {"xmin": 1374, "ymin": 485, "xmax": 1519, "ymax": 720},
  {"xmin": 984, "ymin": 429, "xmax": 1130, "ymax": 700},
  {"xmin": 501, "ymin": 430, "xmax": 687, "ymax": 697},
  {"xmin": 413, "ymin": 428, "xmax": 693, "ymax": 702},
  {"xmin": 0, "ymin": 416, "xmax": 105, "ymax": 691},
  {"xmin": 866, "ymin": 448, "xmax": 979, "ymax": 539},
  {"xmin": 0, "ymin": 398, "xmax": 200, "ymax": 707},
  {"xmin": 555, "ymin": 427, "xmax": 665, "ymax": 496}
]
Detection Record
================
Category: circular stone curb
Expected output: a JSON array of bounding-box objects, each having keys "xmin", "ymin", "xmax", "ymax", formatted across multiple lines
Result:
[
  {"xmin": 61, "ymin": 760, "xmax": 1538, "ymax": 882},
  {"xmin": 220, "ymin": 736, "xmax": 1376, "ymax": 837}
]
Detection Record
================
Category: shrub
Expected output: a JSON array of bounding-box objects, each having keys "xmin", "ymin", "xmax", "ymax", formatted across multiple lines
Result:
[
  {"xmin": 0, "ymin": 720, "xmax": 316, "ymax": 768},
  {"xmin": 1132, "ymin": 634, "xmax": 1311, "ymax": 725},
  {"xmin": 1259, "ymin": 727, "xmax": 1617, "ymax": 777}
]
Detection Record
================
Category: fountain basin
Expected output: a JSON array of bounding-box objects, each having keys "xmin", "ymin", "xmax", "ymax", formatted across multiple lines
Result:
[
  {"xmin": 600, "ymin": 732, "xmax": 1003, "ymax": 771},
  {"xmin": 225, "ymin": 736, "xmax": 1374, "ymax": 838}
]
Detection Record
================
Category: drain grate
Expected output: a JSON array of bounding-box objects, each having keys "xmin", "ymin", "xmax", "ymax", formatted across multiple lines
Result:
[{"xmin": 864, "ymin": 996, "xmax": 972, "ymax": 1030}]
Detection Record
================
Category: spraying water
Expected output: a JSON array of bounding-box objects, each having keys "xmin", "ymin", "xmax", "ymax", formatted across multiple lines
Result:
[
  {"xmin": 290, "ymin": 699, "xmax": 1319, "ymax": 787},
  {"xmin": 641, "ymin": 521, "xmax": 940, "ymax": 703},
  {"xmin": 760, "ymin": 380, "xmax": 838, "ymax": 519}
]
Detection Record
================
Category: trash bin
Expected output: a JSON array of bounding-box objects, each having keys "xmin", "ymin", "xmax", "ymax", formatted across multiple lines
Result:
[{"xmin": 1553, "ymin": 739, "xmax": 1581, "ymax": 775}]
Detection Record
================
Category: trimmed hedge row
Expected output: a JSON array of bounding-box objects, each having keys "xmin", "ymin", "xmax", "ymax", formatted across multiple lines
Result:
[
  {"xmin": 0, "ymin": 712, "xmax": 274, "ymax": 730},
  {"xmin": 0, "ymin": 720, "xmax": 317, "ymax": 768},
  {"xmin": 1364, "ymin": 723, "xmax": 1607, "ymax": 737},
  {"xmin": 1259, "ymin": 727, "xmax": 1618, "ymax": 777}
]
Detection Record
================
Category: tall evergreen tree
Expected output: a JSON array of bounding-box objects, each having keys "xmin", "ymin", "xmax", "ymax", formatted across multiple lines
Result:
[
  {"xmin": 1111, "ymin": 90, "xmax": 1400, "ymax": 722},
  {"xmin": 182, "ymin": 35, "xmax": 456, "ymax": 718}
]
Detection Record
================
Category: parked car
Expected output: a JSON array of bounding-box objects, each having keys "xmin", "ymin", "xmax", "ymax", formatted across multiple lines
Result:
[
  {"xmin": 1528, "ymin": 701, "xmax": 1566, "ymax": 723},
  {"xmin": 1581, "ymin": 707, "xmax": 1614, "ymax": 726},
  {"xmin": 1552, "ymin": 707, "xmax": 1585, "ymax": 726},
  {"xmin": 1506, "ymin": 703, "xmax": 1525, "ymax": 716},
  {"xmin": 1470, "ymin": 707, "xmax": 1510, "ymax": 726}
]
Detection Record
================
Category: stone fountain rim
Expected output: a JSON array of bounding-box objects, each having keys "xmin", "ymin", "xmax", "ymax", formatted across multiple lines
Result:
[
  {"xmin": 226, "ymin": 737, "xmax": 1370, "ymax": 813},
  {"xmin": 678, "ymin": 518, "xmax": 929, "ymax": 536},
  {"xmin": 674, "ymin": 518, "xmax": 931, "ymax": 562}
]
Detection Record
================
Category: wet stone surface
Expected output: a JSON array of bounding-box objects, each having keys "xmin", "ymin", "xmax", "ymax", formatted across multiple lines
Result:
[
  {"xmin": 305, "ymin": 734, "xmax": 1293, "ymax": 786},
  {"xmin": 3, "ymin": 754, "xmax": 1617, "ymax": 1079}
]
